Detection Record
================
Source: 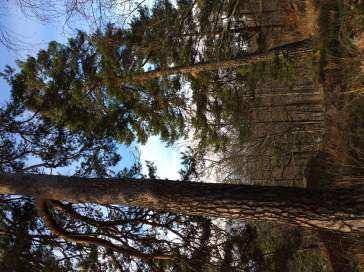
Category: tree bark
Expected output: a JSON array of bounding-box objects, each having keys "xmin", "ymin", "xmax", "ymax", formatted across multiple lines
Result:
[
  {"xmin": 130, "ymin": 39, "xmax": 312, "ymax": 81},
  {"xmin": 175, "ymin": 24, "xmax": 283, "ymax": 38},
  {"xmin": 0, "ymin": 173, "xmax": 363, "ymax": 234}
]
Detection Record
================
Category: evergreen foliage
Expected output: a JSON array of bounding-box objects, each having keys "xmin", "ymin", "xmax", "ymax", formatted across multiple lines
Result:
[
  {"xmin": 6, "ymin": 0, "xmax": 289, "ymax": 150},
  {"xmin": 0, "ymin": 0, "xmax": 351, "ymax": 270},
  {"xmin": 0, "ymin": 98, "xmax": 120, "ymax": 176},
  {"xmin": 0, "ymin": 197, "xmax": 74, "ymax": 271},
  {"xmin": 5, "ymin": 25, "xmax": 186, "ymax": 146}
]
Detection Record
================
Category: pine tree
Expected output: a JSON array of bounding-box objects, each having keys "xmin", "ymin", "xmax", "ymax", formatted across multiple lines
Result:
[
  {"xmin": 7, "ymin": 0, "xmax": 311, "ymax": 148},
  {"xmin": 1, "ymin": 173, "xmax": 363, "ymax": 235},
  {"xmin": 0, "ymin": 98, "xmax": 120, "ymax": 176},
  {"xmin": 8, "ymin": 26, "xmax": 187, "ymax": 145}
]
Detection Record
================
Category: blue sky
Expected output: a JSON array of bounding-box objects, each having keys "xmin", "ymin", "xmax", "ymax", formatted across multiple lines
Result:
[{"xmin": 0, "ymin": 3, "xmax": 182, "ymax": 179}]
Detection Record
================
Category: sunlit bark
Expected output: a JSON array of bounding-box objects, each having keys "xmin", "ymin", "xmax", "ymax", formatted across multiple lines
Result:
[{"xmin": 0, "ymin": 173, "xmax": 363, "ymax": 234}]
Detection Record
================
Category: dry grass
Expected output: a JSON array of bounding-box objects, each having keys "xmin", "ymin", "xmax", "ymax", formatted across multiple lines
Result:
[
  {"xmin": 313, "ymin": 0, "xmax": 364, "ymax": 270},
  {"xmin": 354, "ymin": 31, "xmax": 364, "ymax": 74},
  {"xmin": 280, "ymin": 0, "xmax": 319, "ymax": 38}
]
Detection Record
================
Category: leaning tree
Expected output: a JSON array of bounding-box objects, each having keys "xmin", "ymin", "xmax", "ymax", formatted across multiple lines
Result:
[
  {"xmin": 0, "ymin": 173, "xmax": 363, "ymax": 235},
  {"xmin": 1, "ymin": 1, "xmax": 363, "ymax": 269},
  {"xmin": 0, "ymin": 101, "xmax": 226, "ymax": 270}
]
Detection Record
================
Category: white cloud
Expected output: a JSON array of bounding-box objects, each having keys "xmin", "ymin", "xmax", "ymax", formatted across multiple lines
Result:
[{"xmin": 139, "ymin": 136, "xmax": 182, "ymax": 180}]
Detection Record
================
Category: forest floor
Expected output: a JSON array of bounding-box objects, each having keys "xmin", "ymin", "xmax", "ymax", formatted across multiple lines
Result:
[
  {"xmin": 318, "ymin": 0, "xmax": 364, "ymax": 188},
  {"xmin": 311, "ymin": 1, "xmax": 364, "ymax": 271}
]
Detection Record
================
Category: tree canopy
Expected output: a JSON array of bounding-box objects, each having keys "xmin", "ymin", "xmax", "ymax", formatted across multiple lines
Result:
[
  {"xmin": 5, "ymin": 0, "xmax": 311, "ymax": 150},
  {"xmin": 1, "ymin": 0, "xmax": 363, "ymax": 270}
]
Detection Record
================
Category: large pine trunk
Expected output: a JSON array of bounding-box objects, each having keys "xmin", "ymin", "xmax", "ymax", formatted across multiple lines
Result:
[
  {"xmin": 0, "ymin": 173, "xmax": 363, "ymax": 234},
  {"xmin": 130, "ymin": 39, "xmax": 312, "ymax": 81}
]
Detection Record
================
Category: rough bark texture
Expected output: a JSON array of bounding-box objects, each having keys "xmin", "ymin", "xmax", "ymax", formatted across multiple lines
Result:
[
  {"xmin": 0, "ymin": 173, "xmax": 363, "ymax": 234},
  {"xmin": 130, "ymin": 39, "xmax": 312, "ymax": 81}
]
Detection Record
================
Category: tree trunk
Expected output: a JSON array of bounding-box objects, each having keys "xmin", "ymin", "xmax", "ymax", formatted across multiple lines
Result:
[
  {"xmin": 0, "ymin": 173, "xmax": 363, "ymax": 234},
  {"xmin": 175, "ymin": 24, "xmax": 283, "ymax": 38},
  {"xmin": 130, "ymin": 39, "xmax": 312, "ymax": 81}
]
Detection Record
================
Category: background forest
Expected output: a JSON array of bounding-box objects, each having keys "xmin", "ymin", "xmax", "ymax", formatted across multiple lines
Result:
[{"xmin": 0, "ymin": 0, "xmax": 363, "ymax": 271}]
